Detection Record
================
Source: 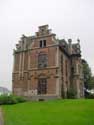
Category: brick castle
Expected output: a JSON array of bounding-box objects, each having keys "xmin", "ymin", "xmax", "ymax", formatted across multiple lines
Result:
[{"xmin": 12, "ymin": 25, "xmax": 84, "ymax": 100}]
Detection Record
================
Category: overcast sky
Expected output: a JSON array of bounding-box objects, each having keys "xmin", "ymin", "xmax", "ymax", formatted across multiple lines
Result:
[{"xmin": 0, "ymin": 0, "xmax": 94, "ymax": 90}]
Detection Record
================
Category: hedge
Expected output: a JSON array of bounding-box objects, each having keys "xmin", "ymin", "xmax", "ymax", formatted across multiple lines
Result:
[{"xmin": 0, "ymin": 94, "xmax": 27, "ymax": 105}]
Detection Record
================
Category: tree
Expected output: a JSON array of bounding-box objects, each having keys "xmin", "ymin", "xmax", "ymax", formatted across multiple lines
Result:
[
  {"xmin": 89, "ymin": 76, "xmax": 94, "ymax": 89},
  {"xmin": 82, "ymin": 59, "xmax": 94, "ymax": 89}
]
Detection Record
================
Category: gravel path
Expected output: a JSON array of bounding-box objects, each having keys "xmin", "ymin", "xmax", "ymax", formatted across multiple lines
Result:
[{"xmin": 0, "ymin": 108, "xmax": 4, "ymax": 125}]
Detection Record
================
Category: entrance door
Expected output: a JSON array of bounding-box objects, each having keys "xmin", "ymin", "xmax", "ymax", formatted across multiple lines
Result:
[{"xmin": 38, "ymin": 79, "xmax": 47, "ymax": 94}]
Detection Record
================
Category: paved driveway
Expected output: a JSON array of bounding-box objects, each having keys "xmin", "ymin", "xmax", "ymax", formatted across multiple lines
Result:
[{"xmin": 0, "ymin": 108, "xmax": 4, "ymax": 125}]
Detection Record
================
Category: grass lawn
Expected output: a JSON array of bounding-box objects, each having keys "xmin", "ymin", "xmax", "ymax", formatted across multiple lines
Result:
[{"xmin": 2, "ymin": 99, "xmax": 94, "ymax": 125}]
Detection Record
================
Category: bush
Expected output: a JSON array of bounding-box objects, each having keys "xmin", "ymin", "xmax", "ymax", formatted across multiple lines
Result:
[
  {"xmin": 0, "ymin": 94, "xmax": 27, "ymax": 105},
  {"xmin": 14, "ymin": 96, "xmax": 27, "ymax": 103},
  {"xmin": 67, "ymin": 88, "xmax": 77, "ymax": 99},
  {"xmin": 86, "ymin": 93, "xmax": 94, "ymax": 99}
]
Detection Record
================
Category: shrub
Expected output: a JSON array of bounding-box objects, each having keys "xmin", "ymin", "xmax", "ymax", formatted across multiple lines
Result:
[
  {"xmin": 67, "ymin": 88, "xmax": 77, "ymax": 99},
  {"xmin": 86, "ymin": 93, "xmax": 94, "ymax": 99},
  {"xmin": 0, "ymin": 94, "xmax": 27, "ymax": 105},
  {"xmin": 0, "ymin": 95, "xmax": 17, "ymax": 104},
  {"xmin": 15, "ymin": 96, "xmax": 27, "ymax": 103}
]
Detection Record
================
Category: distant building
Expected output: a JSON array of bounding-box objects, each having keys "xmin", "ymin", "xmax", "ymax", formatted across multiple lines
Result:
[
  {"xmin": 12, "ymin": 25, "xmax": 84, "ymax": 100},
  {"xmin": 0, "ymin": 87, "xmax": 11, "ymax": 95}
]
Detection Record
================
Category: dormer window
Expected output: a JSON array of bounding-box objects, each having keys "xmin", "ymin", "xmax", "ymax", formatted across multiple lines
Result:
[{"xmin": 40, "ymin": 40, "xmax": 46, "ymax": 48}]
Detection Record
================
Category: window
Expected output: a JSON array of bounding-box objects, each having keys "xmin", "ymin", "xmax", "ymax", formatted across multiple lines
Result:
[
  {"xmin": 71, "ymin": 67, "xmax": 74, "ymax": 74},
  {"xmin": 40, "ymin": 40, "xmax": 42, "ymax": 48},
  {"xmin": 38, "ymin": 78, "xmax": 47, "ymax": 94},
  {"xmin": 38, "ymin": 53, "xmax": 48, "ymax": 68},
  {"xmin": 61, "ymin": 55, "xmax": 63, "ymax": 74},
  {"xmin": 76, "ymin": 64, "xmax": 80, "ymax": 74},
  {"xmin": 43, "ymin": 40, "xmax": 46, "ymax": 47},
  {"xmin": 65, "ymin": 60, "xmax": 68, "ymax": 77},
  {"xmin": 61, "ymin": 55, "xmax": 63, "ymax": 64},
  {"xmin": 39, "ymin": 40, "xmax": 46, "ymax": 48}
]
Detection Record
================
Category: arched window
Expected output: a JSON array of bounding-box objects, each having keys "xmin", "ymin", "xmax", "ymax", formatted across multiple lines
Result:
[{"xmin": 38, "ymin": 53, "xmax": 48, "ymax": 68}]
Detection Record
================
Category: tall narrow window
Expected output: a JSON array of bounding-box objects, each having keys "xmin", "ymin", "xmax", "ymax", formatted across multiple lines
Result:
[
  {"xmin": 38, "ymin": 53, "xmax": 48, "ymax": 68},
  {"xmin": 61, "ymin": 55, "xmax": 63, "ymax": 74},
  {"xmin": 65, "ymin": 60, "xmax": 68, "ymax": 77},
  {"xmin": 43, "ymin": 40, "xmax": 46, "ymax": 47},
  {"xmin": 40, "ymin": 40, "xmax": 42, "ymax": 48}
]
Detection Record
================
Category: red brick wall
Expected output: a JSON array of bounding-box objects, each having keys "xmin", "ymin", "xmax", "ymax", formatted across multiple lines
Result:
[{"xmin": 13, "ymin": 34, "xmax": 61, "ymax": 97}]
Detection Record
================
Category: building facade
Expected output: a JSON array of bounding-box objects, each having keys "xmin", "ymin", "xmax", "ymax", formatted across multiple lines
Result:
[{"xmin": 12, "ymin": 25, "xmax": 84, "ymax": 100}]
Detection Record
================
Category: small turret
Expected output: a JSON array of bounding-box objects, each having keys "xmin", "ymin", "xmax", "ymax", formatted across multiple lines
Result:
[
  {"xmin": 76, "ymin": 38, "xmax": 81, "ymax": 54},
  {"xmin": 77, "ymin": 38, "xmax": 80, "ymax": 44},
  {"xmin": 68, "ymin": 39, "xmax": 72, "ymax": 55}
]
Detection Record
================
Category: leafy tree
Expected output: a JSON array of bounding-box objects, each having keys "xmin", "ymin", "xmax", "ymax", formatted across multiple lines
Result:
[
  {"xmin": 89, "ymin": 76, "xmax": 94, "ymax": 89},
  {"xmin": 82, "ymin": 59, "xmax": 94, "ymax": 89}
]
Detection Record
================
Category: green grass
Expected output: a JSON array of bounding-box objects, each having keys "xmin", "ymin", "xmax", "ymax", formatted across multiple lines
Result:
[{"xmin": 2, "ymin": 99, "xmax": 94, "ymax": 125}]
